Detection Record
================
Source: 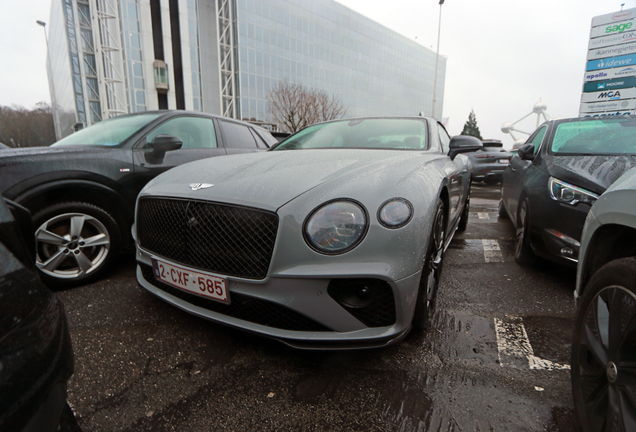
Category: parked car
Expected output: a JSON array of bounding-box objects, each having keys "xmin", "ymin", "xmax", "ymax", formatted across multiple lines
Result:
[
  {"xmin": 133, "ymin": 117, "xmax": 480, "ymax": 349},
  {"xmin": 0, "ymin": 111, "xmax": 277, "ymax": 288},
  {"xmin": 0, "ymin": 196, "xmax": 77, "ymax": 432},
  {"xmin": 466, "ymin": 139, "xmax": 512, "ymax": 184},
  {"xmin": 571, "ymin": 167, "xmax": 636, "ymax": 432},
  {"xmin": 499, "ymin": 115, "xmax": 636, "ymax": 266}
]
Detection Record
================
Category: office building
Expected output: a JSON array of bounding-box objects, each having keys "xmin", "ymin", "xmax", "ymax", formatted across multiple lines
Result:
[{"xmin": 47, "ymin": 0, "xmax": 446, "ymax": 137}]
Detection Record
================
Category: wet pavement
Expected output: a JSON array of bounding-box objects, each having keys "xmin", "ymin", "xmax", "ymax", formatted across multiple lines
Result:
[{"xmin": 56, "ymin": 183, "xmax": 580, "ymax": 431}]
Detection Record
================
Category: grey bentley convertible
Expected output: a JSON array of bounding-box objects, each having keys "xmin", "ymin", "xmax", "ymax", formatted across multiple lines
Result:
[{"xmin": 133, "ymin": 117, "xmax": 480, "ymax": 349}]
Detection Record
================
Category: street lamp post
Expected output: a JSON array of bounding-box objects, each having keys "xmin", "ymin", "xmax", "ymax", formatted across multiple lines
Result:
[
  {"xmin": 36, "ymin": 20, "xmax": 61, "ymax": 140},
  {"xmin": 431, "ymin": 0, "xmax": 444, "ymax": 120}
]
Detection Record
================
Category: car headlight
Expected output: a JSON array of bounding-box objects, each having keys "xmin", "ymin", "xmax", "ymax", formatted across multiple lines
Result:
[
  {"xmin": 548, "ymin": 177, "xmax": 599, "ymax": 206},
  {"xmin": 304, "ymin": 200, "xmax": 368, "ymax": 254},
  {"xmin": 378, "ymin": 198, "xmax": 413, "ymax": 228}
]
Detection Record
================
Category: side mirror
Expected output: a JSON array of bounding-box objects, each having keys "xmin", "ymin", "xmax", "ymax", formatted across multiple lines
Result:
[
  {"xmin": 448, "ymin": 135, "xmax": 482, "ymax": 160},
  {"xmin": 149, "ymin": 134, "xmax": 183, "ymax": 154},
  {"xmin": 516, "ymin": 143, "xmax": 535, "ymax": 160}
]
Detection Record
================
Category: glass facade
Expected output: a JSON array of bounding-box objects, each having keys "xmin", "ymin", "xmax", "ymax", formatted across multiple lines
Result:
[
  {"xmin": 119, "ymin": 0, "xmax": 148, "ymax": 113},
  {"xmin": 235, "ymin": 0, "xmax": 446, "ymax": 123}
]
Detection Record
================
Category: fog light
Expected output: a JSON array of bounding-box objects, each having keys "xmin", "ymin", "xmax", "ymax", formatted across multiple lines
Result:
[
  {"xmin": 339, "ymin": 283, "xmax": 374, "ymax": 308},
  {"xmin": 561, "ymin": 247, "xmax": 574, "ymax": 257}
]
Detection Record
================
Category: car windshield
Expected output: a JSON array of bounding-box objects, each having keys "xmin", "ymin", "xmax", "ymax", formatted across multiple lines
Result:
[
  {"xmin": 273, "ymin": 118, "xmax": 428, "ymax": 151},
  {"xmin": 51, "ymin": 113, "xmax": 163, "ymax": 147},
  {"xmin": 550, "ymin": 117, "xmax": 636, "ymax": 155}
]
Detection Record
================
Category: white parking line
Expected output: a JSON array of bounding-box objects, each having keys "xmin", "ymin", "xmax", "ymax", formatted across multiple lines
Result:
[
  {"xmin": 477, "ymin": 212, "xmax": 490, "ymax": 219},
  {"xmin": 482, "ymin": 239, "xmax": 503, "ymax": 263},
  {"xmin": 494, "ymin": 317, "xmax": 570, "ymax": 371}
]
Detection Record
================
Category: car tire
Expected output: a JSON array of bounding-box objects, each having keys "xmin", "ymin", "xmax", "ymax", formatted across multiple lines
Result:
[
  {"xmin": 514, "ymin": 199, "xmax": 534, "ymax": 265},
  {"xmin": 413, "ymin": 197, "xmax": 445, "ymax": 330},
  {"xmin": 33, "ymin": 202, "xmax": 121, "ymax": 288},
  {"xmin": 457, "ymin": 185, "xmax": 470, "ymax": 232},
  {"xmin": 571, "ymin": 257, "xmax": 636, "ymax": 432}
]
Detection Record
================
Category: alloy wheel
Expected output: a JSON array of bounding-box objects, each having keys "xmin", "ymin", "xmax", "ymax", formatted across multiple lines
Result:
[
  {"xmin": 35, "ymin": 212, "xmax": 111, "ymax": 279},
  {"xmin": 573, "ymin": 284, "xmax": 636, "ymax": 431}
]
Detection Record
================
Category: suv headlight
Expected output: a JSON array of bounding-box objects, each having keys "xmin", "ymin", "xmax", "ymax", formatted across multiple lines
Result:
[
  {"xmin": 548, "ymin": 177, "xmax": 599, "ymax": 206},
  {"xmin": 304, "ymin": 200, "xmax": 368, "ymax": 254}
]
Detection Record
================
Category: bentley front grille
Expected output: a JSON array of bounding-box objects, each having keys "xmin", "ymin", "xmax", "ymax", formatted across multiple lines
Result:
[{"xmin": 137, "ymin": 197, "xmax": 278, "ymax": 280}]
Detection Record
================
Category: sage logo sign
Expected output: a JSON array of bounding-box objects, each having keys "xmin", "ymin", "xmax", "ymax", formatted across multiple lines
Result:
[
  {"xmin": 580, "ymin": 87, "xmax": 636, "ymax": 103},
  {"xmin": 586, "ymin": 53, "xmax": 636, "ymax": 71},
  {"xmin": 583, "ymin": 77, "xmax": 636, "ymax": 92},
  {"xmin": 588, "ymin": 31, "xmax": 636, "ymax": 49},
  {"xmin": 591, "ymin": 19, "xmax": 636, "ymax": 38},
  {"xmin": 579, "ymin": 99, "xmax": 636, "ymax": 113},
  {"xmin": 587, "ymin": 41, "xmax": 636, "ymax": 60}
]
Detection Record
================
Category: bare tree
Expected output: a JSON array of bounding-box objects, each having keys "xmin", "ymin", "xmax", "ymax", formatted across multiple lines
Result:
[
  {"xmin": 0, "ymin": 102, "xmax": 56, "ymax": 147},
  {"xmin": 268, "ymin": 80, "xmax": 346, "ymax": 133}
]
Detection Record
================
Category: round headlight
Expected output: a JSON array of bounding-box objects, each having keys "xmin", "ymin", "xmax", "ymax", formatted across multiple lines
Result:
[
  {"xmin": 378, "ymin": 198, "xmax": 413, "ymax": 228},
  {"xmin": 304, "ymin": 200, "xmax": 368, "ymax": 254}
]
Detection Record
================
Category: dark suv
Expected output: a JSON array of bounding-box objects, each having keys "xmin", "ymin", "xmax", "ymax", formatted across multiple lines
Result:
[
  {"xmin": 466, "ymin": 139, "xmax": 513, "ymax": 184},
  {"xmin": 0, "ymin": 111, "xmax": 278, "ymax": 288}
]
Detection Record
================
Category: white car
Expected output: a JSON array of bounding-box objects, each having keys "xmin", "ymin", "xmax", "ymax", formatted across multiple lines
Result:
[{"xmin": 133, "ymin": 117, "xmax": 480, "ymax": 349}]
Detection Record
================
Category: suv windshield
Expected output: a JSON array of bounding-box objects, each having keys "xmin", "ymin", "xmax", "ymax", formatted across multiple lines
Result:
[
  {"xmin": 273, "ymin": 118, "xmax": 428, "ymax": 151},
  {"xmin": 51, "ymin": 113, "xmax": 162, "ymax": 147},
  {"xmin": 550, "ymin": 117, "xmax": 636, "ymax": 155}
]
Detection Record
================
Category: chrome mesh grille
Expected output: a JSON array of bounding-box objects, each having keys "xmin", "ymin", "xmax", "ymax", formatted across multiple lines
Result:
[{"xmin": 137, "ymin": 197, "xmax": 278, "ymax": 280}]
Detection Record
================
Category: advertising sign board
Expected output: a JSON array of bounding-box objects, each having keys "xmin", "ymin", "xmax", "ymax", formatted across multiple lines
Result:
[
  {"xmin": 583, "ymin": 9, "xmax": 636, "ymax": 117},
  {"xmin": 586, "ymin": 53, "xmax": 636, "ymax": 71},
  {"xmin": 579, "ymin": 99, "xmax": 636, "ymax": 113},
  {"xmin": 580, "ymin": 87, "xmax": 636, "ymax": 103},
  {"xmin": 583, "ymin": 76, "xmax": 636, "ymax": 92},
  {"xmin": 588, "ymin": 31, "xmax": 636, "ymax": 49},
  {"xmin": 591, "ymin": 8, "xmax": 636, "ymax": 27},
  {"xmin": 584, "ymin": 67, "xmax": 636, "ymax": 81},
  {"xmin": 590, "ymin": 19, "xmax": 636, "ymax": 38},
  {"xmin": 580, "ymin": 110, "xmax": 634, "ymax": 118},
  {"xmin": 587, "ymin": 41, "xmax": 636, "ymax": 60}
]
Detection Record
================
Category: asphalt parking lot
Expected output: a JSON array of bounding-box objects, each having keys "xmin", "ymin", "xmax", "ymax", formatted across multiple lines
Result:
[{"xmin": 56, "ymin": 183, "xmax": 580, "ymax": 431}]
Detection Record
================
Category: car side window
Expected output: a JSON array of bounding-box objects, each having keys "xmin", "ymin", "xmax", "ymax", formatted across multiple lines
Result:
[
  {"xmin": 438, "ymin": 123, "xmax": 451, "ymax": 154},
  {"xmin": 220, "ymin": 121, "xmax": 259, "ymax": 149},
  {"xmin": 529, "ymin": 126, "xmax": 547, "ymax": 155},
  {"xmin": 146, "ymin": 117, "xmax": 217, "ymax": 149}
]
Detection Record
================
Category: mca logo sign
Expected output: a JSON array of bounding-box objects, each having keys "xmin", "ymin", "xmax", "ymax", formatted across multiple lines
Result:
[{"xmin": 598, "ymin": 91, "xmax": 622, "ymax": 100}]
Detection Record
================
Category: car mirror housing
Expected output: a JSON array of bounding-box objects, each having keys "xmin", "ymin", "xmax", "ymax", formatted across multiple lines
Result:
[
  {"xmin": 448, "ymin": 135, "xmax": 483, "ymax": 160},
  {"xmin": 149, "ymin": 134, "xmax": 183, "ymax": 153},
  {"xmin": 516, "ymin": 143, "xmax": 535, "ymax": 160}
]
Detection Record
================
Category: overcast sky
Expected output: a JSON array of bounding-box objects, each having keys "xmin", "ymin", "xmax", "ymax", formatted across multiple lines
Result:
[{"xmin": 0, "ymin": 0, "xmax": 633, "ymax": 147}]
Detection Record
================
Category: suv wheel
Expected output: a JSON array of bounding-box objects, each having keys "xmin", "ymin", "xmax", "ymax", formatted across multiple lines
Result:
[{"xmin": 33, "ymin": 202, "xmax": 121, "ymax": 288}]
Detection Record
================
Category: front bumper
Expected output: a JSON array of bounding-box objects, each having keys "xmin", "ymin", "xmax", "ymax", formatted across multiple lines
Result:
[{"xmin": 135, "ymin": 247, "xmax": 419, "ymax": 349}]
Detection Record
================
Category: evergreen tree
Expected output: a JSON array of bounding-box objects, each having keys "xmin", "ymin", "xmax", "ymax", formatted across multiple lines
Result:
[{"xmin": 460, "ymin": 110, "xmax": 482, "ymax": 140}]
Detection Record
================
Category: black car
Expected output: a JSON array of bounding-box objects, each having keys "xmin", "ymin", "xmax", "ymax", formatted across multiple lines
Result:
[
  {"xmin": 466, "ymin": 139, "xmax": 512, "ymax": 184},
  {"xmin": 0, "ymin": 197, "xmax": 77, "ymax": 432},
  {"xmin": 499, "ymin": 115, "xmax": 636, "ymax": 266},
  {"xmin": 0, "ymin": 111, "xmax": 278, "ymax": 288}
]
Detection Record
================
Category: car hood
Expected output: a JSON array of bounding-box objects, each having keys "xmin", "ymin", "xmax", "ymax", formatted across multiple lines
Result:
[
  {"xmin": 140, "ymin": 149, "xmax": 439, "ymax": 212},
  {"xmin": 547, "ymin": 155, "xmax": 636, "ymax": 195}
]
